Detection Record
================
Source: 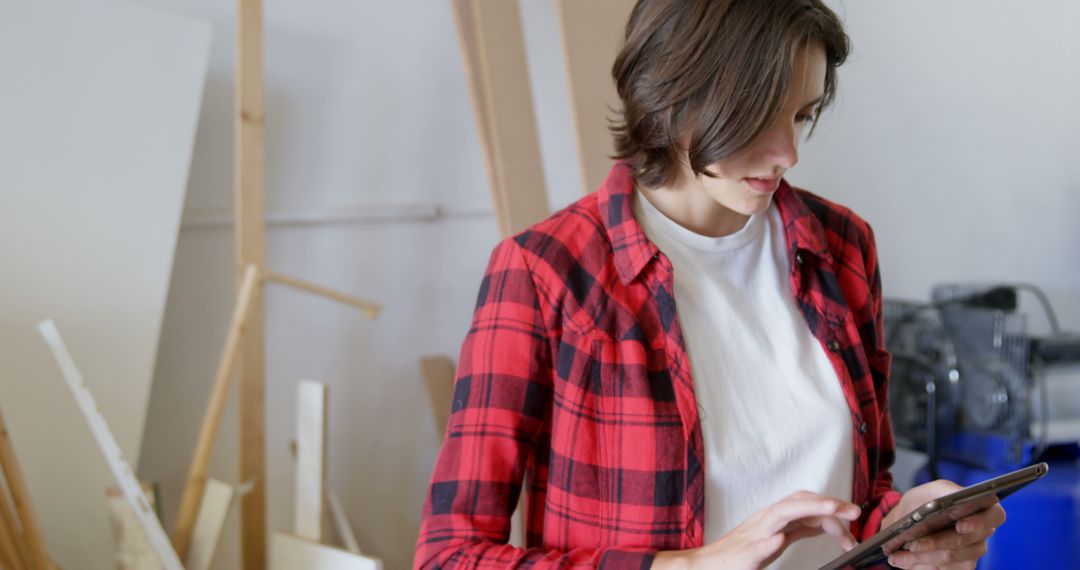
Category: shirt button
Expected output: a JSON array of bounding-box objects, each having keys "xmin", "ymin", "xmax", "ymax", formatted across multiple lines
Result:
[
  {"xmin": 827, "ymin": 339, "xmax": 841, "ymax": 353},
  {"xmin": 859, "ymin": 422, "xmax": 868, "ymax": 434},
  {"xmin": 795, "ymin": 252, "xmax": 804, "ymax": 265},
  {"xmin": 862, "ymin": 501, "xmax": 870, "ymax": 511}
]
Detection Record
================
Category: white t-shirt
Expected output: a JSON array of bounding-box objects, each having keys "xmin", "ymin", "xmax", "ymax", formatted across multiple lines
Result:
[{"xmin": 633, "ymin": 190, "xmax": 854, "ymax": 570}]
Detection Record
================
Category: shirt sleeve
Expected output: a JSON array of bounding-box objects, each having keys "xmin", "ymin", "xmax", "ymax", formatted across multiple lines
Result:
[
  {"xmin": 855, "ymin": 223, "xmax": 903, "ymax": 542},
  {"xmin": 414, "ymin": 237, "xmax": 658, "ymax": 569}
]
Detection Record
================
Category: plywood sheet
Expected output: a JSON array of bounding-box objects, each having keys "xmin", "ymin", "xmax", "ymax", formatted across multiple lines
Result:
[{"xmin": 0, "ymin": 2, "xmax": 211, "ymax": 568}]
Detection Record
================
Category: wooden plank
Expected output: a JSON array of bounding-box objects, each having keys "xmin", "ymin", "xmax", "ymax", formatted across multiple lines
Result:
[
  {"xmin": 264, "ymin": 271, "xmax": 382, "ymax": 319},
  {"xmin": 327, "ymin": 492, "xmax": 360, "ymax": 555},
  {"xmin": 555, "ymin": 0, "xmax": 637, "ymax": 195},
  {"xmin": 295, "ymin": 381, "xmax": 328, "ymax": 542},
  {"xmin": 0, "ymin": 408, "xmax": 51, "ymax": 569},
  {"xmin": 270, "ymin": 533, "xmax": 381, "ymax": 570},
  {"xmin": 37, "ymin": 320, "xmax": 183, "ymax": 570},
  {"xmin": 419, "ymin": 356, "xmax": 456, "ymax": 441},
  {"xmin": 452, "ymin": 0, "xmax": 551, "ymax": 237},
  {"xmin": 235, "ymin": 0, "xmax": 268, "ymax": 566},
  {"xmin": 0, "ymin": 484, "xmax": 29, "ymax": 570},
  {"xmin": 187, "ymin": 479, "xmax": 235, "ymax": 570},
  {"xmin": 449, "ymin": 0, "xmax": 499, "ymax": 228},
  {"xmin": 172, "ymin": 263, "xmax": 260, "ymax": 559}
]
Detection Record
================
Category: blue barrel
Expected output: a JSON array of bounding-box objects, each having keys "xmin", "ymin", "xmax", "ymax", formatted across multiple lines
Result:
[{"xmin": 913, "ymin": 454, "xmax": 1080, "ymax": 569}]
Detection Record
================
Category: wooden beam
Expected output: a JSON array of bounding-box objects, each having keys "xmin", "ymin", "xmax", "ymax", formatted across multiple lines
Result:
[
  {"xmin": 451, "ymin": 0, "xmax": 550, "ymax": 237},
  {"xmin": 554, "ymin": 0, "xmax": 636, "ymax": 195},
  {"xmin": 294, "ymin": 381, "xmax": 327, "ymax": 543},
  {"xmin": 236, "ymin": 0, "xmax": 268, "ymax": 566},
  {"xmin": 264, "ymin": 271, "xmax": 382, "ymax": 319},
  {"xmin": 419, "ymin": 356, "xmax": 456, "ymax": 441},
  {"xmin": 0, "ymin": 408, "xmax": 51, "ymax": 570},
  {"xmin": 172, "ymin": 263, "xmax": 260, "ymax": 559},
  {"xmin": 38, "ymin": 320, "xmax": 183, "ymax": 570},
  {"xmin": 0, "ymin": 484, "xmax": 29, "ymax": 570}
]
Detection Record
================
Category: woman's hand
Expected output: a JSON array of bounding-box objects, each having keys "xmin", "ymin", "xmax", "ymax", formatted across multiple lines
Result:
[
  {"xmin": 650, "ymin": 491, "xmax": 861, "ymax": 570},
  {"xmin": 880, "ymin": 479, "xmax": 1006, "ymax": 569}
]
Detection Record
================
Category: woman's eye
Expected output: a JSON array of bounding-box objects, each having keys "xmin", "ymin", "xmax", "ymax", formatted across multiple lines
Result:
[{"xmin": 795, "ymin": 113, "xmax": 814, "ymax": 124}]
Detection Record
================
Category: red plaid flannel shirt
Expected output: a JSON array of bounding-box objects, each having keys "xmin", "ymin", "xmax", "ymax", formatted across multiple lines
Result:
[{"xmin": 415, "ymin": 162, "xmax": 901, "ymax": 568}]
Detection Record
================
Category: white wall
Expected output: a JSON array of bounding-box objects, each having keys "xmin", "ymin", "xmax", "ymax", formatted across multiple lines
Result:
[
  {"xmin": 136, "ymin": 2, "xmax": 1080, "ymax": 570},
  {"xmin": 792, "ymin": 1, "xmax": 1080, "ymax": 328}
]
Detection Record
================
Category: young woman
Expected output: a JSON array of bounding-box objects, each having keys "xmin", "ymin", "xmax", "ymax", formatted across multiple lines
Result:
[{"xmin": 416, "ymin": 1, "xmax": 1005, "ymax": 568}]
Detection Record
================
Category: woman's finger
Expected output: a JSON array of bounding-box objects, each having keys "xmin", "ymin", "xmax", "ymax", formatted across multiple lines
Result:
[
  {"xmin": 816, "ymin": 514, "xmax": 858, "ymax": 551},
  {"xmin": 763, "ymin": 497, "xmax": 860, "ymax": 534},
  {"xmin": 955, "ymin": 503, "xmax": 1006, "ymax": 534},
  {"xmin": 888, "ymin": 540, "xmax": 989, "ymax": 568},
  {"xmin": 907, "ymin": 527, "xmax": 994, "ymax": 553}
]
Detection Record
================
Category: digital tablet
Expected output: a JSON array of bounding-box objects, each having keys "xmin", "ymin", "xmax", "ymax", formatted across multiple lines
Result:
[{"xmin": 819, "ymin": 462, "xmax": 1049, "ymax": 570}]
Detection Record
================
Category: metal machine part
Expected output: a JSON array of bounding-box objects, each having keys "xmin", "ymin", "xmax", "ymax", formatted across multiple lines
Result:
[{"xmin": 885, "ymin": 284, "xmax": 1080, "ymax": 470}]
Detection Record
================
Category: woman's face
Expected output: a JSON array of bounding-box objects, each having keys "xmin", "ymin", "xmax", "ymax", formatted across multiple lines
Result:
[{"xmin": 691, "ymin": 44, "xmax": 827, "ymax": 217}]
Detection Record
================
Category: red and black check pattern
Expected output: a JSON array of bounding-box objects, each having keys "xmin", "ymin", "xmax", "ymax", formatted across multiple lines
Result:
[{"xmin": 415, "ymin": 162, "xmax": 901, "ymax": 569}]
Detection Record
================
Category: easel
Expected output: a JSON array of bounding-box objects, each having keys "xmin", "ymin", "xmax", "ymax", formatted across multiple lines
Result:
[{"xmin": 168, "ymin": 1, "xmax": 382, "ymax": 568}]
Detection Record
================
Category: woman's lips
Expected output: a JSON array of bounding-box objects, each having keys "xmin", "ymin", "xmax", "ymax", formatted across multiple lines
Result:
[{"xmin": 744, "ymin": 176, "xmax": 781, "ymax": 194}]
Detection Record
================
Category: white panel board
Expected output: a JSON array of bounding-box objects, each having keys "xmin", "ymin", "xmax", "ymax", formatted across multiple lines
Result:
[
  {"xmin": 0, "ymin": 2, "xmax": 211, "ymax": 568},
  {"xmin": 186, "ymin": 478, "xmax": 235, "ymax": 570},
  {"xmin": 295, "ymin": 380, "xmax": 328, "ymax": 542},
  {"xmin": 270, "ymin": 533, "xmax": 382, "ymax": 570}
]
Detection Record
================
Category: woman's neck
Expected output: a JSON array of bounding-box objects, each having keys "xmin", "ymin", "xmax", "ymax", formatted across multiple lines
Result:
[{"xmin": 636, "ymin": 174, "xmax": 751, "ymax": 238}]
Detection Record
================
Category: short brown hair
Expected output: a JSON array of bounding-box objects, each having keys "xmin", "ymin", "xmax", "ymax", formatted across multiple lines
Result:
[{"xmin": 610, "ymin": 0, "xmax": 850, "ymax": 188}]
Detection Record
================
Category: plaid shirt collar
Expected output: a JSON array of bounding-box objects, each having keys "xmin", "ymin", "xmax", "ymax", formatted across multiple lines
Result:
[{"xmin": 598, "ymin": 161, "xmax": 835, "ymax": 285}]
